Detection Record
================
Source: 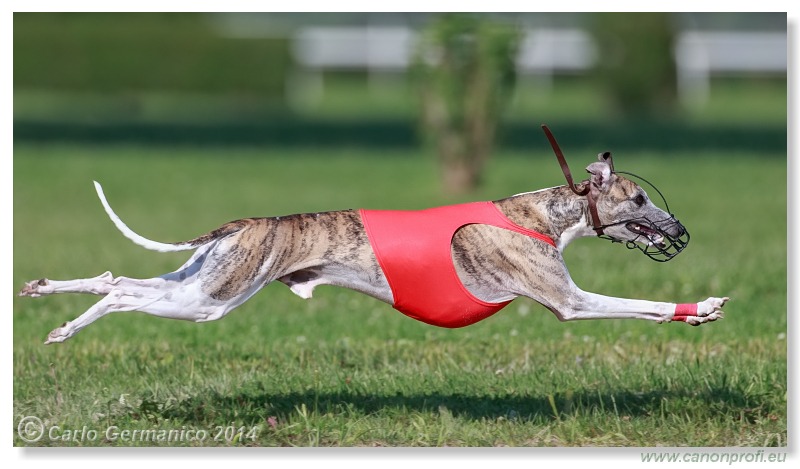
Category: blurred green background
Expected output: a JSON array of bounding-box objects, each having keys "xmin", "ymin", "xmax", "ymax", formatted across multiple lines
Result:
[
  {"xmin": 14, "ymin": 12, "xmax": 785, "ymax": 151},
  {"xmin": 12, "ymin": 13, "xmax": 787, "ymax": 447}
]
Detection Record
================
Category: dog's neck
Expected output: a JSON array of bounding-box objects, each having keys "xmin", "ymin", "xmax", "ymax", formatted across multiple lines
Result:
[{"xmin": 494, "ymin": 185, "xmax": 596, "ymax": 251}]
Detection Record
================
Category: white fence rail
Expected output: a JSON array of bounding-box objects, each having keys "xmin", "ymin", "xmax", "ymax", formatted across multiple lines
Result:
[
  {"xmin": 674, "ymin": 32, "xmax": 786, "ymax": 105},
  {"xmin": 292, "ymin": 27, "xmax": 786, "ymax": 104}
]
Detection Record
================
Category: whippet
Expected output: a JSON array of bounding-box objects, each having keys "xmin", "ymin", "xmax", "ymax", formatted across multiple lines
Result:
[{"xmin": 19, "ymin": 126, "xmax": 728, "ymax": 344}]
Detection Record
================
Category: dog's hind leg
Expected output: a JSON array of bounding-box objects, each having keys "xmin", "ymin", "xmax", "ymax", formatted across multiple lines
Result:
[
  {"xmin": 19, "ymin": 272, "xmax": 169, "ymax": 298},
  {"xmin": 39, "ymin": 243, "xmax": 237, "ymax": 344},
  {"xmin": 41, "ymin": 232, "xmax": 289, "ymax": 344},
  {"xmin": 20, "ymin": 243, "xmax": 216, "ymax": 299},
  {"xmin": 42, "ymin": 279, "xmax": 229, "ymax": 344}
]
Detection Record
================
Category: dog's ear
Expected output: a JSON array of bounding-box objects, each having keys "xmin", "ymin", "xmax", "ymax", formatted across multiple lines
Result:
[
  {"xmin": 597, "ymin": 151, "xmax": 614, "ymax": 171},
  {"xmin": 586, "ymin": 161, "xmax": 613, "ymax": 192}
]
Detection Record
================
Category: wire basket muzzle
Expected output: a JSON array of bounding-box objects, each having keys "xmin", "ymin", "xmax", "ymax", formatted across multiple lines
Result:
[{"xmin": 600, "ymin": 215, "xmax": 690, "ymax": 262}]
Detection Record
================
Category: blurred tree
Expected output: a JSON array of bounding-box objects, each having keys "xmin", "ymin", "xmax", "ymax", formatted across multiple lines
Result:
[
  {"xmin": 413, "ymin": 14, "xmax": 521, "ymax": 194},
  {"xmin": 591, "ymin": 13, "xmax": 678, "ymax": 117}
]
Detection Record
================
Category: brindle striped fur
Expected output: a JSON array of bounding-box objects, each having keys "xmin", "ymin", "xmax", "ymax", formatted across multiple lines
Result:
[{"xmin": 196, "ymin": 211, "xmax": 383, "ymax": 302}]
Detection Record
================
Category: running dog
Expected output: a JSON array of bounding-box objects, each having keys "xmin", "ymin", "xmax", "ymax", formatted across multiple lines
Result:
[{"xmin": 19, "ymin": 127, "xmax": 728, "ymax": 344}]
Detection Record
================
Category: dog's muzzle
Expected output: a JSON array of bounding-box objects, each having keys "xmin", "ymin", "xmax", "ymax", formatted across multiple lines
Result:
[
  {"xmin": 599, "ymin": 215, "xmax": 690, "ymax": 262},
  {"xmin": 594, "ymin": 170, "xmax": 690, "ymax": 262}
]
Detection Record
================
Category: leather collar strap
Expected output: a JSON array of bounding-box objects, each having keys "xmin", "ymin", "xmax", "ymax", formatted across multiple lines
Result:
[{"xmin": 541, "ymin": 124, "xmax": 605, "ymax": 236}]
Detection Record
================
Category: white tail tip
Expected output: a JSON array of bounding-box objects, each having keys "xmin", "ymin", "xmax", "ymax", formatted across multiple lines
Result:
[{"xmin": 93, "ymin": 181, "xmax": 193, "ymax": 252}]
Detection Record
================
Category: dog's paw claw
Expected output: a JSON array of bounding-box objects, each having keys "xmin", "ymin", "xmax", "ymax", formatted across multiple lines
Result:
[{"xmin": 682, "ymin": 311, "xmax": 723, "ymax": 326}]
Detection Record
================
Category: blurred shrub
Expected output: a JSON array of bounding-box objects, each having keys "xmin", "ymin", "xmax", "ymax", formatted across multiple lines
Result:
[
  {"xmin": 590, "ymin": 13, "xmax": 678, "ymax": 117},
  {"xmin": 14, "ymin": 13, "xmax": 289, "ymax": 98},
  {"xmin": 413, "ymin": 14, "xmax": 521, "ymax": 194}
]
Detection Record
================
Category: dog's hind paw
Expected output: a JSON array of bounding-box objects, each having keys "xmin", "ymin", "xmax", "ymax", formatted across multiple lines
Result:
[
  {"xmin": 19, "ymin": 278, "xmax": 49, "ymax": 297},
  {"xmin": 44, "ymin": 322, "xmax": 72, "ymax": 345}
]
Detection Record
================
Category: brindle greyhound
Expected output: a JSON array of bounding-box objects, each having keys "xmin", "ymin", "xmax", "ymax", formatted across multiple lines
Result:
[{"xmin": 19, "ymin": 127, "xmax": 728, "ymax": 344}]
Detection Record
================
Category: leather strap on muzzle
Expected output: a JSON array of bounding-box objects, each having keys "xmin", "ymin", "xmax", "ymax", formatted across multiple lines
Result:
[
  {"xmin": 541, "ymin": 124, "xmax": 605, "ymax": 236},
  {"xmin": 542, "ymin": 125, "xmax": 589, "ymax": 197},
  {"xmin": 585, "ymin": 189, "xmax": 604, "ymax": 236}
]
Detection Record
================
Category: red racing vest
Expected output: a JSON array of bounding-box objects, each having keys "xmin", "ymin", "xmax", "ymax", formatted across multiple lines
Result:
[{"xmin": 359, "ymin": 201, "xmax": 556, "ymax": 328}]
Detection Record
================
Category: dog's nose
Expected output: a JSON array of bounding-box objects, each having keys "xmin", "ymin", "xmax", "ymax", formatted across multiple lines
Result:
[
  {"xmin": 657, "ymin": 216, "xmax": 685, "ymax": 237},
  {"xmin": 672, "ymin": 220, "xmax": 687, "ymax": 238}
]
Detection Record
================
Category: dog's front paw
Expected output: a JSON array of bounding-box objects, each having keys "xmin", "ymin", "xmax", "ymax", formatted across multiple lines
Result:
[
  {"xmin": 697, "ymin": 296, "xmax": 730, "ymax": 317},
  {"xmin": 672, "ymin": 297, "xmax": 728, "ymax": 326},
  {"xmin": 679, "ymin": 297, "xmax": 728, "ymax": 326}
]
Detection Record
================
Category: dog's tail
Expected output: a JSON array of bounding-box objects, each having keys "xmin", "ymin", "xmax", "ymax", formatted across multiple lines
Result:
[{"xmin": 93, "ymin": 181, "xmax": 246, "ymax": 253}]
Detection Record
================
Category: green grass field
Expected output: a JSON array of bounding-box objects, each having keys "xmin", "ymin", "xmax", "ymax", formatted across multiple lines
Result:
[{"xmin": 13, "ymin": 143, "xmax": 786, "ymax": 447}]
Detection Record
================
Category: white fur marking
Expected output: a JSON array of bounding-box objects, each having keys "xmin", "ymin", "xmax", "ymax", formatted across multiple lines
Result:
[
  {"xmin": 557, "ymin": 223, "xmax": 595, "ymax": 251},
  {"xmin": 289, "ymin": 277, "xmax": 329, "ymax": 299},
  {"xmin": 93, "ymin": 181, "xmax": 195, "ymax": 252}
]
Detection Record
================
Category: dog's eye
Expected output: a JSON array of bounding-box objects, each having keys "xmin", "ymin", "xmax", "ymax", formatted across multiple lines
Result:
[{"xmin": 633, "ymin": 194, "xmax": 646, "ymax": 206}]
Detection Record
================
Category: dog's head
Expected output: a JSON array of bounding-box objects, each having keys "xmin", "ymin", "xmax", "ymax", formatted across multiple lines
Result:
[{"xmin": 584, "ymin": 154, "xmax": 689, "ymax": 262}]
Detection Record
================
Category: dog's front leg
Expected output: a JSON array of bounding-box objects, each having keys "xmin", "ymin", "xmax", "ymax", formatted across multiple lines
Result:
[
  {"xmin": 550, "ymin": 288, "xmax": 728, "ymax": 325},
  {"xmin": 503, "ymin": 249, "xmax": 728, "ymax": 326}
]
